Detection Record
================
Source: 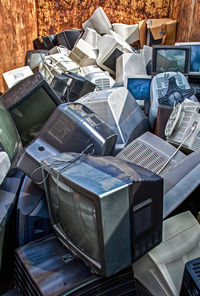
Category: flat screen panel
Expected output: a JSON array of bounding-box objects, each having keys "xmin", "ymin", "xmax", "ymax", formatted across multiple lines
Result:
[
  {"xmin": 156, "ymin": 49, "xmax": 186, "ymax": 73},
  {"xmin": 127, "ymin": 78, "xmax": 151, "ymax": 101},
  {"xmin": 49, "ymin": 176, "xmax": 100, "ymax": 262},
  {"xmin": 11, "ymin": 87, "xmax": 57, "ymax": 144}
]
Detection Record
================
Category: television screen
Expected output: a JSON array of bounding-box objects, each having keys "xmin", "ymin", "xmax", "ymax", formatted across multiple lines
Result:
[
  {"xmin": 152, "ymin": 46, "xmax": 190, "ymax": 75},
  {"xmin": 78, "ymin": 87, "xmax": 149, "ymax": 155},
  {"xmin": 126, "ymin": 76, "xmax": 151, "ymax": 101},
  {"xmin": 1, "ymin": 73, "xmax": 61, "ymax": 145},
  {"xmin": 176, "ymin": 42, "xmax": 200, "ymax": 77},
  {"xmin": 42, "ymin": 153, "xmax": 163, "ymax": 277},
  {"xmin": 0, "ymin": 98, "xmax": 22, "ymax": 166}
]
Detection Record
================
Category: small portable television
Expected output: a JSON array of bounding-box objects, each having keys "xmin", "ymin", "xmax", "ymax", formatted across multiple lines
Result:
[
  {"xmin": 82, "ymin": 6, "xmax": 112, "ymax": 35},
  {"xmin": 25, "ymin": 49, "xmax": 49, "ymax": 71},
  {"xmin": 151, "ymin": 45, "xmax": 191, "ymax": 75},
  {"xmin": 133, "ymin": 211, "xmax": 200, "ymax": 296},
  {"xmin": 77, "ymin": 87, "xmax": 149, "ymax": 155},
  {"xmin": 117, "ymin": 131, "xmax": 200, "ymax": 218},
  {"xmin": 69, "ymin": 39, "xmax": 98, "ymax": 67},
  {"xmin": 33, "ymin": 34, "xmax": 57, "ymax": 50},
  {"xmin": 0, "ymin": 98, "xmax": 22, "ymax": 167},
  {"xmin": 116, "ymin": 53, "xmax": 147, "ymax": 86},
  {"xmin": 175, "ymin": 42, "xmax": 200, "ymax": 78},
  {"xmin": 125, "ymin": 75, "xmax": 151, "ymax": 113},
  {"xmin": 112, "ymin": 23, "xmax": 139, "ymax": 44},
  {"xmin": 41, "ymin": 152, "xmax": 163, "ymax": 277},
  {"xmin": 96, "ymin": 30, "xmax": 133, "ymax": 75},
  {"xmin": 1, "ymin": 73, "xmax": 62, "ymax": 145},
  {"xmin": 50, "ymin": 72, "xmax": 96, "ymax": 102},
  {"xmin": 166, "ymin": 99, "xmax": 200, "ymax": 153},
  {"xmin": 3, "ymin": 66, "xmax": 33, "ymax": 89},
  {"xmin": 18, "ymin": 102, "xmax": 117, "ymax": 187},
  {"xmin": 56, "ymin": 29, "xmax": 83, "ymax": 50},
  {"xmin": 17, "ymin": 175, "xmax": 51, "ymax": 247}
]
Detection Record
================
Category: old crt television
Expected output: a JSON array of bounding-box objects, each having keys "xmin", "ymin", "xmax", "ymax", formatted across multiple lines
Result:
[
  {"xmin": 96, "ymin": 31, "xmax": 133, "ymax": 75},
  {"xmin": 176, "ymin": 42, "xmax": 200, "ymax": 78},
  {"xmin": 125, "ymin": 75, "xmax": 151, "ymax": 113},
  {"xmin": 0, "ymin": 169, "xmax": 24, "ymax": 292},
  {"xmin": 69, "ymin": 39, "xmax": 98, "ymax": 67},
  {"xmin": 25, "ymin": 50, "xmax": 49, "ymax": 70},
  {"xmin": 82, "ymin": 6, "xmax": 112, "ymax": 35},
  {"xmin": 1, "ymin": 73, "xmax": 62, "ymax": 145},
  {"xmin": 17, "ymin": 175, "xmax": 51, "ymax": 247},
  {"xmin": 15, "ymin": 235, "xmax": 136, "ymax": 296},
  {"xmin": 56, "ymin": 29, "xmax": 82, "ymax": 50},
  {"xmin": 133, "ymin": 211, "xmax": 200, "ymax": 296},
  {"xmin": 112, "ymin": 23, "xmax": 139, "ymax": 45},
  {"xmin": 42, "ymin": 152, "xmax": 163, "ymax": 277},
  {"xmin": 166, "ymin": 100, "xmax": 200, "ymax": 153},
  {"xmin": 18, "ymin": 103, "xmax": 117, "ymax": 187},
  {"xmin": 117, "ymin": 131, "xmax": 200, "ymax": 218},
  {"xmin": 85, "ymin": 71, "xmax": 115, "ymax": 90},
  {"xmin": 180, "ymin": 257, "xmax": 200, "ymax": 296},
  {"xmin": 151, "ymin": 46, "xmax": 191, "ymax": 75},
  {"xmin": 116, "ymin": 53, "xmax": 147, "ymax": 86},
  {"xmin": 81, "ymin": 27, "xmax": 101, "ymax": 49},
  {"xmin": 3, "ymin": 66, "xmax": 33, "ymax": 89},
  {"xmin": 78, "ymin": 87, "xmax": 149, "ymax": 155},
  {"xmin": 0, "ymin": 98, "xmax": 22, "ymax": 167},
  {"xmin": 50, "ymin": 72, "xmax": 96, "ymax": 102},
  {"xmin": 0, "ymin": 152, "xmax": 11, "ymax": 186},
  {"xmin": 33, "ymin": 35, "xmax": 57, "ymax": 50}
]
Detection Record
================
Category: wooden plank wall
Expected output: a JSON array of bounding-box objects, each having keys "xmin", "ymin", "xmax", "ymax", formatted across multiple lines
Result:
[
  {"xmin": 0, "ymin": 0, "xmax": 37, "ymax": 93},
  {"xmin": 36, "ymin": 0, "xmax": 170, "ymax": 35},
  {"xmin": 169, "ymin": 0, "xmax": 200, "ymax": 42}
]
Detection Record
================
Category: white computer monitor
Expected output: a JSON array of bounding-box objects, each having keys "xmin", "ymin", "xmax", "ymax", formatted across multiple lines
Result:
[
  {"xmin": 175, "ymin": 42, "xmax": 200, "ymax": 78},
  {"xmin": 69, "ymin": 39, "xmax": 98, "ymax": 67},
  {"xmin": 133, "ymin": 211, "xmax": 200, "ymax": 296},
  {"xmin": 112, "ymin": 23, "xmax": 139, "ymax": 44},
  {"xmin": 81, "ymin": 28, "xmax": 101, "ymax": 49},
  {"xmin": 96, "ymin": 30, "xmax": 133, "ymax": 75},
  {"xmin": 85, "ymin": 71, "xmax": 115, "ymax": 90},
  {"xmin": 82, "ymin": 6, "xmax": 112, "ymax": 35},
  {"xmin": 3, "ymin": 66, "xmax": 33, "ymax": 89},
  {"xmin": 116, "ymin": 52, "xmax": 147, "ymax": 86}
]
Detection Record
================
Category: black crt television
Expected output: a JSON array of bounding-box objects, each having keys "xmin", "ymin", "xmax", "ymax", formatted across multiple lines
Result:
[
  {"xmin": 18, "ymin": 102, "xmax": 117, "ymax": 188},
  {"xmin": 56, "ymin": 29, "xmax": 83, "ymax": 50},
  {"xmin": 33, "ymin": 35, "xmax": 57, "ymax": 50},
  {"xmin": 151, "ymin": 46, "xmax": 191, "ymax": 75},
  {"xmin": 180, "ymin": 257, "xmax": 200, "ymax": 296},
  {"xmin": 1, "ymin": 73, "xmax": 62, "ymax": 146},
  {"xmin": 42, "ymin": 152, "xmax": 163, "ymax": 277},
  {"xmin": 25, "ymin": 49, "xmax": 49, "ymax": 71},
  {"xmin": 15, "ymin": 234, "xmax": 136, "ymax": 296},
  {"xmin": 17, "ymin": 175, "xmax": 52, "ymax": 247},
  {"xmin": 50, "ymin": 72, "xmax": 96, "ymax": 103},
  {"xmin": 0, "ymin": 98, "xmax": 22, "ymax": 167}
]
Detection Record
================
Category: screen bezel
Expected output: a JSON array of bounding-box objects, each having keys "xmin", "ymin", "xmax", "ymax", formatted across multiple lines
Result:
[
  {"xmin": 151, "ymin": 46, "xmax": 191, "ymax": 75},
  {"xmin": 124, "ymin": 75, "xmax": 152, "ymax": 101}
]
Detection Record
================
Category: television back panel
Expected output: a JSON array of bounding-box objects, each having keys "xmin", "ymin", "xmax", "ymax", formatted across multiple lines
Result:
[
  {"xmin": 133, "ymin": 211, "xmax": 200, "ymax": 296},
  {"xmin": 69, "ymin": 39, "xmax": 97, "ymax": 67},
  {"xmin": 81, "ymin": 28, "xmax": 101, "ymax": 49},
  {"xmin": 50, "ymin": 72, "xmax": 96, "ymax": 102},
  {"xmin": 85, "ymin": 71, "xmax": 115, "ymax": 90},
  {"xmin": 112, "ymin": 23, "xmax": 139, "ymax": 44},
  {"xmin": 33, "ymin": 35, "xmax": 57, "ymax": 50},
  {"xmin": 57, "ymin": 29, "xmax": 82, "ymax": 50},
  {"xmin": 18, "ymin": 103, "xmax": 117, "ymax": 187},
  {"xmin": 15, "ymin": 234, "xmax": 136, "ymax": 296},
  {"xmin": 78, "ymin": 87, "xmax": 149, "ymax": 155},
  {"xmin": 41, "ymin": 153, "xmax": 163, "ymax": 276},
  {"xmin": 17, "ymin": 175, "xmax": 51, "ymax": 247},
  {"xmin": 180, "ymin": 257, "xmax": 200, "ymax": 296},
  {"xmin": 1, "ymin": 73, "xmax": 61, "ymax": 145}
]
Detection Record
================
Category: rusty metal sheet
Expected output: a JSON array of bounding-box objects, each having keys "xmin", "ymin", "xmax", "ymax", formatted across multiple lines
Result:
[
  {"xmin": 36, "ymin": 0, "xmax": 170, "ymax": 36},
  {"xmin": 0, "ymin": 0, "xmax": 37, "ymax": 93},
  {"xmin": 169, "ymin": 0, "xmax": 200, "ymax": 42}
]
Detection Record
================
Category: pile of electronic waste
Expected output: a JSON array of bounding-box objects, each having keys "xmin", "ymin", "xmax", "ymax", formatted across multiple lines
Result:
[{"xmin": 1, "ymin": 7, "xmax": 200, "ymax": 296}]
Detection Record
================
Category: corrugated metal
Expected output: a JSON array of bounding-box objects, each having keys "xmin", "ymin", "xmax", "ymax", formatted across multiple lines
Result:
[
  {"xmin": 36, "ymin": 0, "xmax": 170, "ymax": 35},
  {"xmin": 0, "ymin": 0, "xmax": 37, "ymax": 93}
]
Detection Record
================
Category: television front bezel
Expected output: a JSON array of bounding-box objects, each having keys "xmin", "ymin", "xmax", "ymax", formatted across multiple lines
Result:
[
  {"xmin": 175, "ymin": 42, "xmax": 200, "ymax": 77},
  {"xmin": 124, "ymin": 75, "xmax": 152, "ymax": 101},
  {"xmin": 151, "ymin": 45, "xmax": 191, "ymax": 75},
  {"xmin": 42, "ymin": 158, "xmax": 131, "ymax": 276}
]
